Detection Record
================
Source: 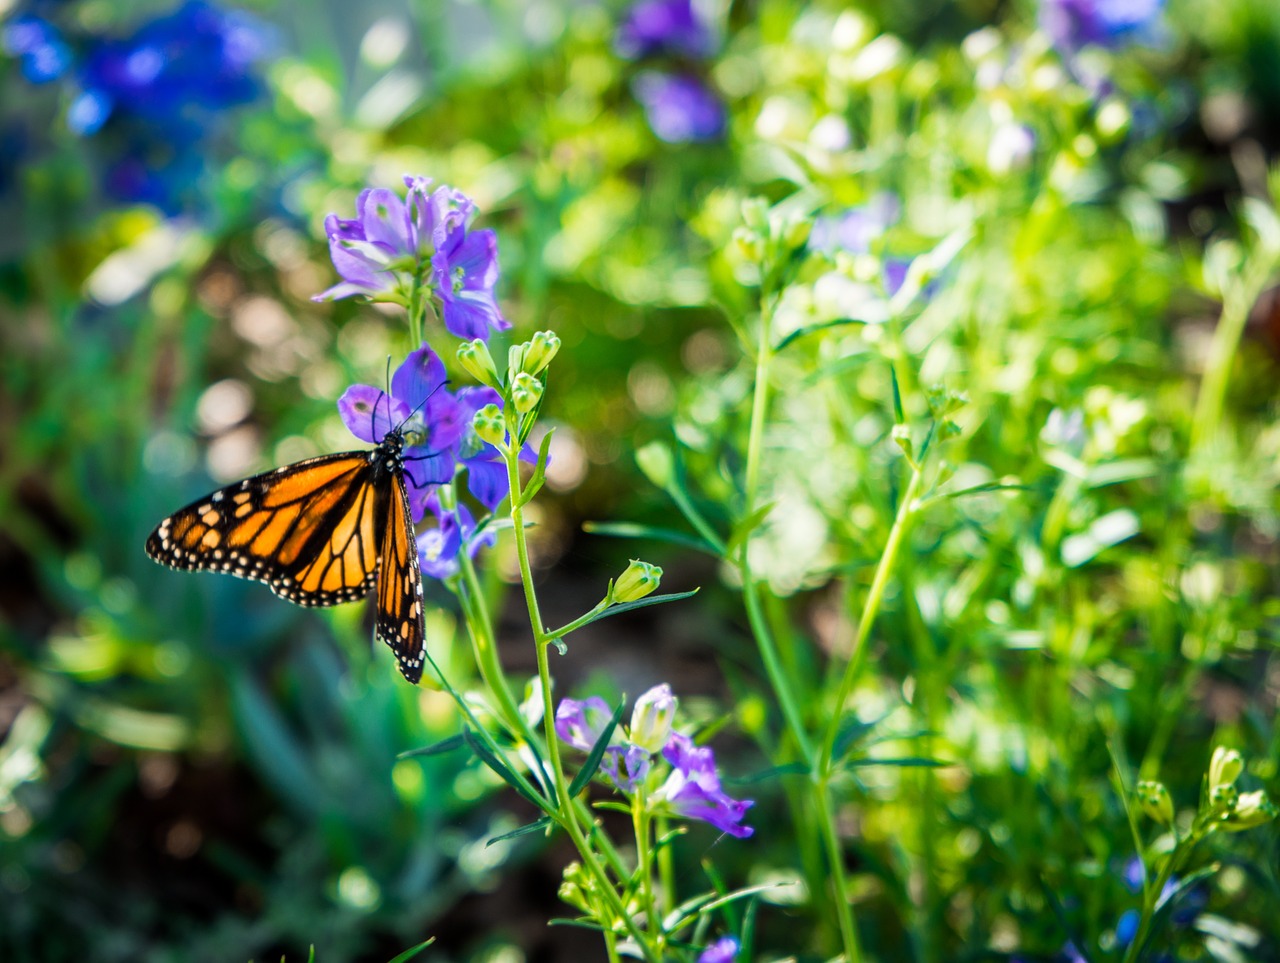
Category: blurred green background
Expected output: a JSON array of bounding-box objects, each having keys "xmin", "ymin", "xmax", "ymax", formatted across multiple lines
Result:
[{"xmin": 5, "ymin": 0, "xmax": 1280, "ymax": 960}]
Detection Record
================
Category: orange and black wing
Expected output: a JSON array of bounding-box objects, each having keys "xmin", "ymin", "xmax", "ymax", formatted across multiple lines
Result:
[
  {"xmin": 145, "ymin": 452, "xmax": 382, "ymax": 607},
  {"xmin": 373, "ymin": 469, "xmax": 426, "ymax": 684}
]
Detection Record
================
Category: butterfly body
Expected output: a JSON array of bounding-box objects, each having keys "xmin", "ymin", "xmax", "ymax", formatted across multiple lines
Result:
[{"xmin": 145, "ymin": 427, "xmax": 426, "ymax": 683}]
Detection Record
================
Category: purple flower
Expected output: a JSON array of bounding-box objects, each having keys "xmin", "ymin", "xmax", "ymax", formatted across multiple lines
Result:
[
  {"xmin": 632, "ymin": 72, "xmax": 725, "ymax": 144},
  {"xmin": 659, "ymin": 733, "xmax": 753, "ymax": 838},
  {"xmin": 314, "ymin": 186, "xmax": 422, "ymax": 303},
  {"xmin": 698, "ymin": 937, "xmax": 740, "ymax": 963},
  {"xmin": 431, "ymin": 221, "xmax": 510, "ymax": 340},
  {"xmin": 337, "ymin": 345, "xmax": 465, "ymax": 522},
  {"xmin": 555, "ymin": 697, "xmax": 617, "ymax": 752},
  {"xmin": 416, "ymin": 493, "xmax": 494, "ymax": 579},
  {"xmin": 615, "ymin": 0, "xmax": 715, "ymax": 59},
  {"xmin": 3, "ymin": 17, "xmax": 71, "ymax": 84},
  {"xmin": 808, "ymin": 193, "xmax": 901, "ymax": 256},
  {"xmin": 1040, "ymin": 0, "xmax": 1164, "ymax": 54},
  {"xmin": 600, "ymin": 743, "xmax": 652, "ymax": 793},
  {"xmin": 451, "ymin": 386, "xmax": 537, "ymax": 510}
]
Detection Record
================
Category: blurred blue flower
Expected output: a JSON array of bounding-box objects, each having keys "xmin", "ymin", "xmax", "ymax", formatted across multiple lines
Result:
[
  {"xmin": 556, "ymin": 696, "xmax": 618, "ymax": 752},
  {"xmin": 3, "ymin": 16, "xmax": 71, "ymax": 83},
  {"xmin": 697, "ymin": 937, "xmax": 740, "ymax": 963},
  {"xmin": 1040, "ymin": 0, "xmax": 1164, "ymax": 54},
  {"xmin": 337, "ymin": 345, "xmax": 466, "ymax": 523},
  {"xmin": 659, "ymin": 732, "xmax": 753, "ymax": 838},
  {"xmin": 69, "ymin": 1, "xmax": 267, "ymax": 135},
  {"xmin": 1116, "ymin": 908, "xmax": 1140, "ymax": 946},
  {"xmin": 632, "ymin": 72, "xmax": 725, "ymax": 143},
  {"xmin": 616, "ymin": 0, "xmax": 715, "ymax": 59},
  {"xmin": 416, "ymin": 492, "xmax": 494, "ymax": 580}
]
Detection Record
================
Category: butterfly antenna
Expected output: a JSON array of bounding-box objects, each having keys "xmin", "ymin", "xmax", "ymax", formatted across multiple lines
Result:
[{"xmin": 393, "ymin": 375, "xmax": 451, "ymax": 434}]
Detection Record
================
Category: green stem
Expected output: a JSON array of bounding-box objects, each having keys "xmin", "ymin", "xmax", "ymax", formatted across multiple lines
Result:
[
  {"xmin": 633, "ymin": 792, "xmax": 664, "ymax": 949},
  {"xmin": 656, "ymin": 816, "xmax": 677, "ymax": 913},
  {"xmin": 819, "ymin": 463, "xmax": 925, "ymax": 774},
  {"xmin": 547, "ymin": 599, "xmax": 611, "ymax": 641},
  {"xmin": 1122, "ymin": 829, "xmax": 1199, "ymax": 963},
  {"xmin": 505, "ymin": 428, "xmax": 659, "ymax": 963},
  {"xmin": 457, "ymin": 550, "xmax": 528, "ymax": 739},
  {"xmin": 812, "ymin": 784, "xmax": 863, "ymax": 962}
]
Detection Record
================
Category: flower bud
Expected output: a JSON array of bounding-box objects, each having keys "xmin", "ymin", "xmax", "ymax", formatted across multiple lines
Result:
[
  {"xmin": 511, "ymin": 372, "xmax": 543, "ymax": 414},
  {"xmin": 612, "ymin": 560, "xmax": 662, "ymax": 604},
  {"xmin": 522, "ymin": 330, "xmax": 561, "ymax": 376},
  {"xmin": 1209, "ymin": 782, "xmax": 1239, "ymax": 817},
  {"xmin": 1135, "ymin": 781, "xmax": 1173, "ymax": 826},
  {"xmin": 629, "ymin": 684, "xmax": 677, "ymax": 754},
  {"xmin": 558, "ymin": 861, "xmax": 593, "ymax": 914},
  {"xmin": 456, "ymin": 339, "xmax": 500, "ymax": 387},
  {"xmin": 891, "ymin": 422, "xmax": 913, "ymax": 458},
  {"xmin": 473, "ymin": 403, "xmax": 506, "ymax": 446},
  {"xmin": 1209, "ymin": 747, "xmax": 1243, "ymax": 791},
  {"xmin": 1223, "ymin": 790, "xmax": 1278, "ymax": 831},
  {"xmin": 731, "ymin": 225, "xmax": 765, "ymax": 264},
  {"xmin": 508, "ymin": 343, "xmax": 528, "ymax": 378}
]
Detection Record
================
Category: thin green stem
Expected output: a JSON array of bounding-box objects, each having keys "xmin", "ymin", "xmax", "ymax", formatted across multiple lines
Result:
[
  {"xmin": 1122, "ymin": 829, "xmax": 1198, "ymax": 963},
  {"xmin": 546, "ymin": 599, "xmax": 610, "ymax": 641},
  {"xmin": 505, "ymin": 429, "xmax": 659, "ymax": 963},
  {"xmin": 457, "ymin": 550, "xmax": 528, "ymax": 739},
  {"xmin": 656, "ymin": 816, "xmax": 677, "ymax": 913},
  {"xmin": 633, "ymin": 792, "xmax": 664, "ymax": 948},
  {"xmin": 813, "ymin": 784, "xmax": 863, "ymax": 962},
  {"xmin": 819, "ymin": 463, "xmax": 926, "ymax": 775}
]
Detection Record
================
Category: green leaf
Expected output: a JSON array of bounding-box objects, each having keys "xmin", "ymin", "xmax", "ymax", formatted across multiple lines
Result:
[
  {"xmin": 486, "ymin": 816, "xmax": 554, "ymax": 847},
  {"xmin": 582, "ymin": 520, "xmax": 719, "ymax": 556},
  {"xmin": 519, "ymin": 427, "xmax": 557, "ymax": 507},
  {"xmin": 723, "ymin": 762, "xmax": 809, "ymax": 785},
  {"xmin": 589, "ymin": 589, "xmax": 700, "ymax": 625},
  {"xmin": 774, "ymin": 317, "xmax": 868, "ymax": 352},
  {"xmin": 397, "ymin": 733, "xmax": 467, "ymax": 759},
  {"xmin": 832, "ymin": 710, "xmax": 892, "ymax": 760},
  {"xmin": 547, "ymin": 918, "xmax": 607, "ymax": 933},
  {"xmin": 462, "ymin": 730, "xmax": 551, "ymax": 812},
  {"xmin": 890, "ymin": 365, "xmax": 905, "ymax": 425},
  {"xmin": 725, "ymin": 502, "xmax": 774, "ymax": 558},
  {"xmin": 843, "ymin": 756, "xmax": 950, "ymax": 769},
  {"xmin": 662, "ymin": 882, "xmax": 796, "ymax": 932},
  {"xmin": 385, "ymin": 938, "xmax": 436, "ymax": 963},
  {"xmin": 569, "ymin": 701, "xmax": 625, "ymax": 797}
]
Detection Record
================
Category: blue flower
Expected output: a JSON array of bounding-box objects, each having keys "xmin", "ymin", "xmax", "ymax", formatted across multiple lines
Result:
[
  {"xmin": 659, "ymin": 732, "xmax": 753, "ymax": 838},
  {"xmin": 555, "ymin": 696, "xmax": 617, "ymax": 752},
  {"xmin": 615, "ymin": 0, "xmax": 715, "ymax": 60},
  {"xmin": 336, "ymin": 346, "xmax": 466, "ymax": 523},
  {"xmin": 431, "ymin": 220, "xmax": 510, "ymax": 341},
  {"xmin": 632, "ymin": 72, "xmax": 725, "ymax": 144},
  {"xmin": 1040, "ymin": 0, "xmax": 1164, "ymax": 54},
  {"xmin": 416, "ymin": 492, "xmax": 494, "ymax": 580},
  {"xmin": 697, "ymin": 937, "xmax": 740, "ymax": 963},
  {"xmin": 71, "ymin": 1, "xmax": 269, "ymax": 135},
  {"xmin": 3, "ymin": 16, "xmax": 71, "ymax": 84}
]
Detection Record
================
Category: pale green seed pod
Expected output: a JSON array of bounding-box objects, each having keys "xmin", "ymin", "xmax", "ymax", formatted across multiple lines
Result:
[{"xmin": 522, "ymin": 330, "xmax": 561, "ymax": 376}]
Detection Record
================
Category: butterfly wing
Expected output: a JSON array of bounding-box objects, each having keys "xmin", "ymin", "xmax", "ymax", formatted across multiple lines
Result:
[
  {"xmin": 373, "ymin": 468, "xmax": 426, "ymax": 684},
  {"xmin": 145, "ymin": 452, "xmax": 382, "ymax": 607}
]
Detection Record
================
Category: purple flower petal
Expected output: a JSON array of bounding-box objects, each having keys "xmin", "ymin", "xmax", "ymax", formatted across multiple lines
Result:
[
  {"xmin": 697, "ymin": 937, "xmax": 740, "ymax": 963},
  {"xmin": 616, "ymin": 0, "xmax": 716, "ymax": 59},
  {"xmin": 337, "ymin": 384, "xmax": 407, "ymax": 444},
  {"xmin": 359, "ymin": 187, "xmax": 415, "ymax": 255},
  {"xmin": 555, "ymin": 697, "xmax": 617, "ymax": 752},
  {"xmin": 660, "ymin": 732, "xmax": 754, "ymax": 838},
  {"xmin": 391, "ymin": 345, "xmax": 448, "ymax": 412},
  {"xmin": 632, "ymin": 72, "xmax": 726, "ymax": 144}
]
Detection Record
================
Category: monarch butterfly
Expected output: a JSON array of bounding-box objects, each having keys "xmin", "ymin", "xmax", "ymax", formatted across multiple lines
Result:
[{"xmin": 145, "ymin": 419, "xmax": 427, "ymax": 684}]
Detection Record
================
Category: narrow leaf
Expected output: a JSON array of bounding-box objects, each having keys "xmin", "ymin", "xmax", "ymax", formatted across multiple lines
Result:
[
  {"xmin": 844, "ymin": 756, "xmax": 950, "ymax": 769},
  {"xmin": 725, "ymin": 502, "xmax": 775, "ymax": 558},
  {"xmin": 582, "ymin": 521, "xmax": 719, "ymax": 556},
  {"xmin": 832, "ymin": 710, "xmax": 892, "ymax": 760},
  {"xmin": 463, "ymin": 730, "xmax": 551, "ymax": 811},
  {"xmin": 397, "ymin": 733, "xmax": 467, "ymax": 759},
  {"xmin": 724, "ymin": 762, "xmax": 809, "ymax": 785},
  {"xmin": 519, "ymin": 428, "xmax": 557, "ymax": 506},
  {"xmin": 569, "ymin": 702, "xmax": 625, "ymax": 797},
  {"xmin": 486, "ymin": 816, "xmax": 554, "ymax": 847},
  {"xmin": 890, "ymin": 365, "xmax": 905, "ymax": 425},
  {"xmin": 385, "ymin": 938, "xmax": 436, "ymax": 963},
  {"xmin": 774, "ymin": 317, "xmax": 868, "ymax": 351},
  {"xmin": 585, "ymin": 589, "xmax": 700, "ymax": 626}
]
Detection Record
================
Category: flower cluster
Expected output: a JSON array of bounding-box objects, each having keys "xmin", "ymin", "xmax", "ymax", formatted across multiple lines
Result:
[
  {"xmin": 615, "ymin": 0, "xmax": 725, "ymax": 144},
  {"xmin": 4, "ymin": 1, "xmax": 270, "ymax": 213},
  {"xmin": 1040, "ymin": 0, "xmax": 1164, "ymax": 56},
  {"xmin": 556, "ymin": 684, "xmax": 755, "ymax": 838},
  {"xmin": 314, "ymin": 177, "xmax": 509, "ymax": 342}
]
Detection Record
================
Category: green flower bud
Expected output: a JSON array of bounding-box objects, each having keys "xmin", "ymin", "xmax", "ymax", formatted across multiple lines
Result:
[
  {"xmin": 523, "ymin": 330, "xmax": 561, "ymax": 375},
  {"xmin": 731, "ymin": 226, "xmax": 765, "ymax": 264},
  {"xmin": 1209, "ymin": 747, "xmax": 1244, "ymax": 791},
  {"xmin": 891, "ymin": 423, "xmax": 913, "ymax": 457},
  {"xmin": 629, "ymin": 683, "xmax": 677, "ymax": 755},
  {"xmin": 473, "ymin": 403, "xmax": 506, "ymax": 446},
  {"xmin": 741, "ymin": 197, "xmax": 770, "ymax": 232},
  {"xmin": 635, "ymin": 441, "xmax": 674, "ymax": 490},
  {"xmin": 1135, "ymin": 780, "xmax": 1174, "ymax": 826},
  {"xmin": 456, "ymin": 339, "xmax": 501, "ymax": 387},
  {"xmin": 510, "ymin": 372, "xmax": 543, "ymax": 414},
  {"xmin": 558, "ymin": 861, "xmax": 593, "ymax": 914},
  {"xmin": 1223, "ymin": 790, "xmax": 1279, "ymax": 831},
  {"xmin": 612, "ymin": 560, "xmax": 662, "ymax": 604},
  {"xmin": 508, "ymin": 343, "xmax": 529, "ymax": 378},
  {"xmin": 1209, "ymin": 782, "xmax": 1239, "ymax": 817}
]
